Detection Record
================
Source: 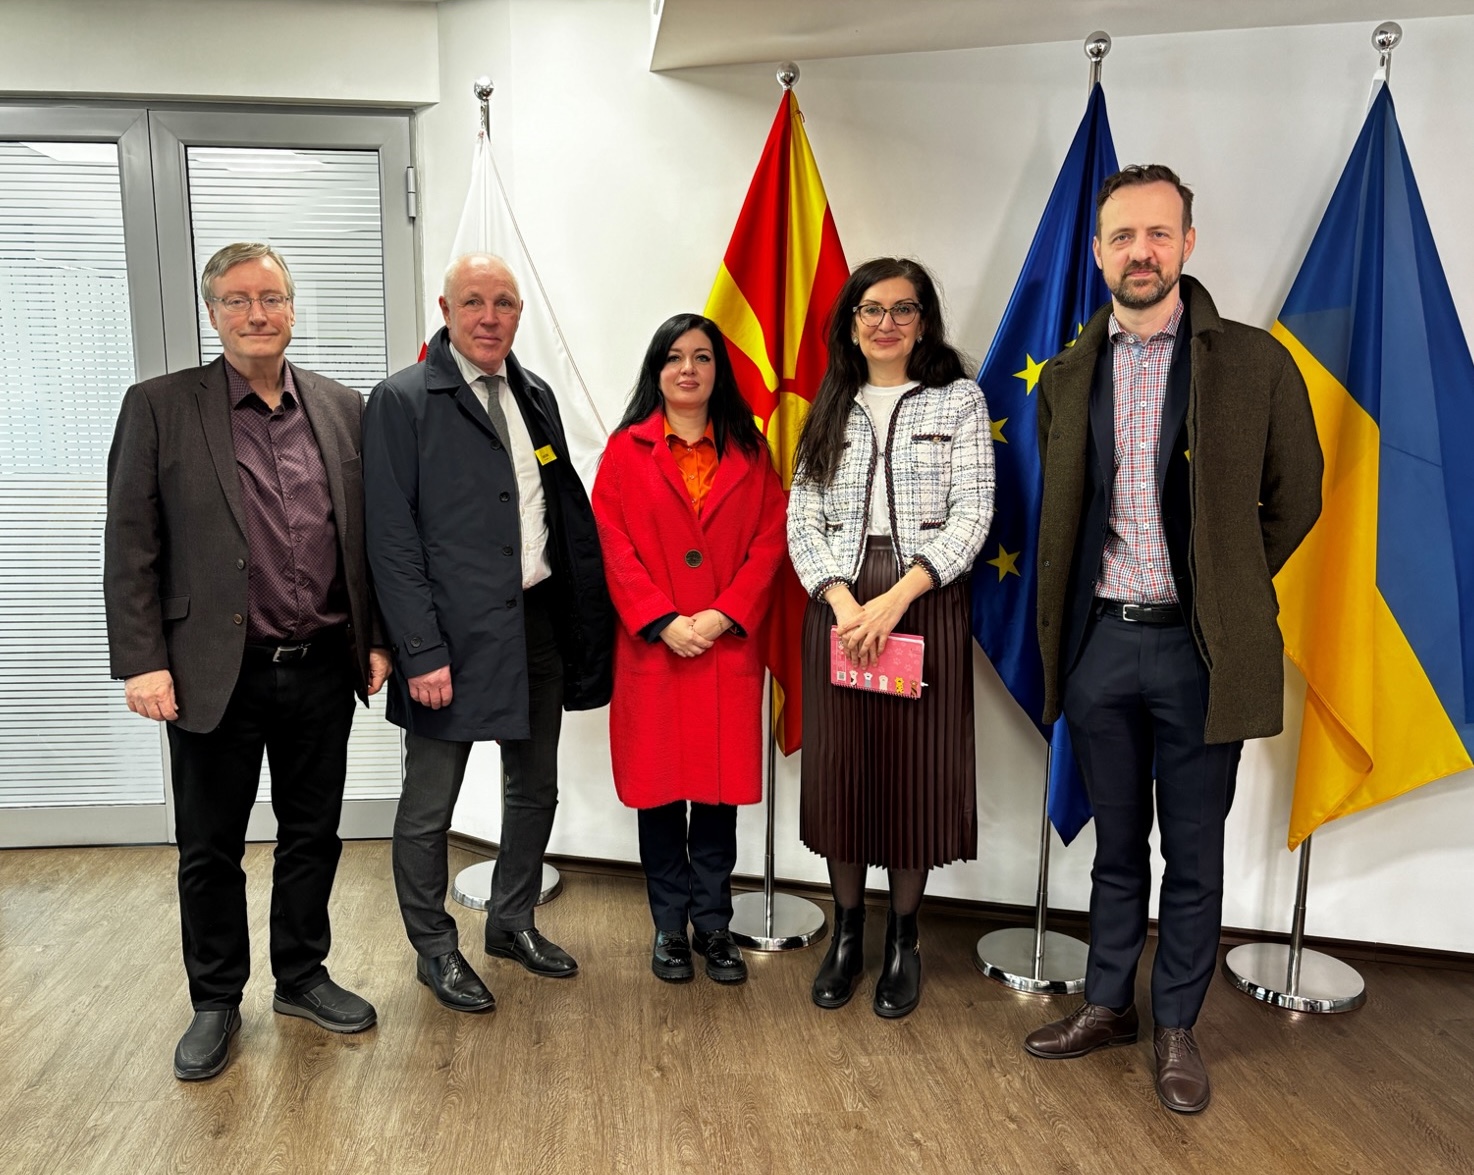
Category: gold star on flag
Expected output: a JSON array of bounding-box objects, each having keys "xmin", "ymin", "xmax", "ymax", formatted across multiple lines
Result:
[
  {"xmin": 1013, "ymin": 354, "xmax": 1046, "ymax": 395},
  {"xmin": 985, "ymin": 544, "xmax": 1021, "ymax": 581},
  {"xmin": 1064, "ymin": 323, "xmax": 1085, "ymax": 348},
  {"xmin": 990, "ymin": 416, "xmax": 1008, "ymax": 443}
]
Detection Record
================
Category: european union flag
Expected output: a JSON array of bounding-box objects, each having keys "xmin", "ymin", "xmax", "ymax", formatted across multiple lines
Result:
[
  {"xmin": 1273, "ymin": 85, "xmax": 1474, "ymax": 848},
  {"xmin": 972, "ymin": 83, "xmax": 1118, "ymax": 844}
]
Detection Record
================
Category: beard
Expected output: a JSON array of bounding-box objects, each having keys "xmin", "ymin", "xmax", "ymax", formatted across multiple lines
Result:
[{"xmin": 1110, "ymin": 261, "xmax": 1180, "ymax": 310}]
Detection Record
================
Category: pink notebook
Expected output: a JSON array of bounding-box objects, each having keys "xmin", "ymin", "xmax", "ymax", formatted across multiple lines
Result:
[{"xmin": 828, "ymin": 627, "xmax": 926, "ymax": 699}]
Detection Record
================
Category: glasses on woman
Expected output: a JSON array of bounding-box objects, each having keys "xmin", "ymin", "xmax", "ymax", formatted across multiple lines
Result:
[{"xmin": 853, "ymin": 301, "xmax": 921, "ymax": 327}]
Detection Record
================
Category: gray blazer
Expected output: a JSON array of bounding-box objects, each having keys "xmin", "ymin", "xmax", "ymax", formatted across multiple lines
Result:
[{"xmin": 104, "ymin": 356, "xmax": 381, "ymax": 733}]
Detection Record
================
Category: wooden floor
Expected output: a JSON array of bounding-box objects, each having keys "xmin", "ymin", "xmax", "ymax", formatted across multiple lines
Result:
[{"xmin": 2, "ymin": 843, "xmax": 1471, "ymax": 1175}]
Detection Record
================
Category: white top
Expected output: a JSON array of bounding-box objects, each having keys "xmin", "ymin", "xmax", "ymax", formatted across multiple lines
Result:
[
  {"xmin": 857, "ymin": 381, "xmax": 918, "ymax": 536},
  {"xmin": 450, "ymin": 344, "xmax": 552, "ymax": 590}
]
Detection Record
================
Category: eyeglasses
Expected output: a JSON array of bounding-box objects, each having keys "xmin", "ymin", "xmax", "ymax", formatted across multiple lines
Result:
[
  {"xmin": 853, "ymin": 301, "xmax": 921, "ymax": 327},
  {"xmin": 210, "ymin": 294, "xmax": 292, "ymax": 315}
]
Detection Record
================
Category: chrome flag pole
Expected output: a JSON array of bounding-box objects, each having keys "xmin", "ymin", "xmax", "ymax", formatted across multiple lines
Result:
[
  {"xmin": 973, "ymin": 32, "xmax": 1114, "ymax": 995},
  {"xmin": 727, "ymin": 61, "xmax": 831, "ymax": 956},
  {"xmin": 450, "ymin": 73, "xmax": 562, "ymax": 914}
]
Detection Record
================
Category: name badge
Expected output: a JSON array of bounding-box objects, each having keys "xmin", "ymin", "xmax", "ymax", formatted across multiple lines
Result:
[{"xmin": 535, "ymin": 445, "xmax": 558, "ymax": 466}]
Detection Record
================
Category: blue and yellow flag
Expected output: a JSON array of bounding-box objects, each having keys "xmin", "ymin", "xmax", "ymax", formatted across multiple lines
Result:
[
  {"xmin": 972, "ymin": 84, "xmax": 1118, "ymax": 844},
  {"xmin": 1274, "ymin": 85, "xmax": 1474, "ymax": 849}
]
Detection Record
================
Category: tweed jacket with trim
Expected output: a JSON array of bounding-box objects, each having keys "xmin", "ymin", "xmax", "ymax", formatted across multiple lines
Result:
[{"xmin": 788, "ymin": 377, "xmax": 995, "ymax": 598}]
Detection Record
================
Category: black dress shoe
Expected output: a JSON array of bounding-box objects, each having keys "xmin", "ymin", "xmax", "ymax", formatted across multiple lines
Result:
[
  {"xmin": 812, "ymin": 904, "xmax": 865, "ymax": 1009},
  {"xmin": 272, "ymin": 977, "xmax": 377, "ymax": 1033},
  {"xmin": 873, "ymin": 910, "xmax": 921, "ymax": 1019},
  {"xmin": 484, "ymin": 927, "xmax": 579, "ymax": 978},
  {"xmin": 416, "ymin": 950, "xmax": 496, "ymax": 1013},
  {"xmin": 651, "ymin": 929, "xmax": 694, "ymax": 983},
  {"xmin": 692, "ymin": 928, "xmax": 747, "ymax": 984},
  {"xmin": 173, "ymin": 1008, "xmax": 242, "ymax": 1081}
]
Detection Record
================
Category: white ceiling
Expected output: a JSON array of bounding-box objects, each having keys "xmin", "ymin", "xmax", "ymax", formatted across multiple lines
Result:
[{"xmin": 648, "ymin": 0, "xmax": 1474, "ymax": 71}]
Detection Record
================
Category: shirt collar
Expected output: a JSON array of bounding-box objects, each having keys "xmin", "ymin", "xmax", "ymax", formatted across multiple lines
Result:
[
  {"xmin": 664, "ymin": 416, "xmax": 715, "ymax": 446},
  {"xmin": 448, "ymin": 342, "xmax": 506, "ymax": 390},
  {"xmin": 1108, "ymin": 296, "xmax": 1184, "ymax": 346},
  {"xmin": 225, "ymin": 358, "xmax": 297, "ymax": 410}
]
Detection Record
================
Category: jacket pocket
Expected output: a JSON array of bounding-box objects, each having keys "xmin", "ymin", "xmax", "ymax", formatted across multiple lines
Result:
[
  {"xmin": 161, "ymin": 595, "xmax": 190, "ymax": 621},
  {"xmin": 342, "ymin": 455, "xmax": 362, "ymax": 477}
]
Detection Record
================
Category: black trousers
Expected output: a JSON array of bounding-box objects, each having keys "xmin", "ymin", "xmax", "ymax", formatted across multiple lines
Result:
[
  {"xmin": 165, "ymin": 641, "xmax": 356, "ymax": 1010},
  {"xmin": 1061, "ymin": 611, "xmax": 1243, "ymax": 1029},
  {"xmin": 392, "ymin": 584, "xmax": 564, "ymax": 954},
  {"xmin": 636, "ymin": 801, "xmax": 738, "ymax": 933}
]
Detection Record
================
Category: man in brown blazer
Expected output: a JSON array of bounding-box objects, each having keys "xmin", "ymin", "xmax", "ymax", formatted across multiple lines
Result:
[
  {"xmin": 1024, "ymin": 167, "xmax": 1322, "ymax": 1112},
  {"xmin": 104, "ymin": 243, "xmax": 391, "ymax": 1081}
]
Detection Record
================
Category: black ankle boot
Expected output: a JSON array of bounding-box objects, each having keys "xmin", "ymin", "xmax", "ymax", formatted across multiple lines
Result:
[
  {"xmin": 873, "ymin": 909, "xmax": 920, "ymax": 1018},
  {"xmin": 811, "ymin": 904, "xmax": 866, "ymax": 1009}
]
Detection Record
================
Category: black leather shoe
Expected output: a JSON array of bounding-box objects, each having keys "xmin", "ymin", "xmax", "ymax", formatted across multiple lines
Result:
[
  {"xmin": 484, "ymin": 927, "xmax": 579, "ymax": 978},
  {"xmin": 416, "ymin": 950, "xmax": 496, "ymax": 1013},
  {"xmin": 273, "ymin": 977, "xmax": 376, "ymax": 1033},
  {"xmin": 692, "ymin": 928, "xmax": 747, "ymax": 985},
  {"xmin": 812, "ymin": 904, "xmax": 865, "ymax": 1009},
  {"xmin": 173, "ymin": 1008, "xmax": 242, "ymax": 1081},
  {"xmin": 651, "ymin": 929, "xmax": 694, "ymax": 983},
  {"xmin": 1024, "ymin": 1002, "xmax": 1139, "ymax": 1059},
  {"xmin": 873, "ymin": 909, "xmax": 921, "ymax": 1019}
]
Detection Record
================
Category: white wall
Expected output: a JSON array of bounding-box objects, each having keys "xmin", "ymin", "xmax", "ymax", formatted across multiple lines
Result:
[
  {"xmin": 8, "ymin": 0, "xmax": 1471, "ymax": 952},
  {"xmin": 0, "ymin": 0, "xmax": 439, "ymax": 107},
  {"xmin": 423, "ymin": 0, "xmax": 1474, "ymax": 953}
]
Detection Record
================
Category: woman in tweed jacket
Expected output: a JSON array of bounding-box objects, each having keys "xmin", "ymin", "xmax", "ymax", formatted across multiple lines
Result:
[{"xmin": 788, "ymin": 257, "xmax": 995, "ymax": 1018}]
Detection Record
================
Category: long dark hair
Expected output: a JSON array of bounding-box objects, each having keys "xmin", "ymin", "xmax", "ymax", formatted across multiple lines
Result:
[
  {"xmin": 792, "ymin": 257, "xmax": 969, "ymax": 485},
  {"xmin": 614, "ymin": 313, "xmax": 763, "ymax": 458}
]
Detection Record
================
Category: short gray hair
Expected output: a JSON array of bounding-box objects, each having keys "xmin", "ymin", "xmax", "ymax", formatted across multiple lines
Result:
[
  {"xmin": 442, "ymin": 252, "xmax": 519, "ymax": 299},
  {"xmin": 200, "ymin": 242, "xmax": 296, "ymax": 303}
]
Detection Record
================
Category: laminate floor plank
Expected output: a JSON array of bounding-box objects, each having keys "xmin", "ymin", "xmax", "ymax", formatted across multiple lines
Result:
[{"xmin": 2, "ymin": 841, "xmax": 1472, "ymax": 1175}]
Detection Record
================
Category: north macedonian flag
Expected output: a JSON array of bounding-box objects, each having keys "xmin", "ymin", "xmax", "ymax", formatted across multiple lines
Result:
[
  {"xmin": 1274, "ymin": 84, "xmax": 1474, "ymax": 849},
  {"xmin": 705, "ymin": 89, "xmax": 849, "ymax": 755}
]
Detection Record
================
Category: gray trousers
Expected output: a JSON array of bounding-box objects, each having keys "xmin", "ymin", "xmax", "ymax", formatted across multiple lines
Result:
[{"xmin": 391, "ymin": 587, "xmax": 564, "ymax": 955}]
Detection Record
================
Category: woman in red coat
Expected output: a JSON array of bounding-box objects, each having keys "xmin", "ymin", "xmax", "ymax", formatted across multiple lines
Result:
[{"xmin": 592, "ymin": 313, "xmax": 787, "ymax": 985}]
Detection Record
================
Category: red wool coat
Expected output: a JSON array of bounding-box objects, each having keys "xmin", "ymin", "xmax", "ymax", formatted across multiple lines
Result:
[{"xmin": 591, "ymin": 412, "xmax": 788, "ymax": 809}]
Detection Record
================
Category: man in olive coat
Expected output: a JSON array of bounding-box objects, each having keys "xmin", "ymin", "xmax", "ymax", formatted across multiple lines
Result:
[
  {"xmin": 363, "ymin": 254, "xmax": 612, "ymax": 1014},
  {"xmin": 1024, "ymin": 167, "xmax": 1322, "ymax": 1113}
]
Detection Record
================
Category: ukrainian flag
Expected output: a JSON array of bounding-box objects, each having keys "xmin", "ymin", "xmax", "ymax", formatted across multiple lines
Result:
[
  {"xmin": 971, "ymin": 83, "xmax": 1118, "ymax": 843},
  {"xmin": 1274, "ymin": 85, "xmax": 1474, "ymax": 849}
]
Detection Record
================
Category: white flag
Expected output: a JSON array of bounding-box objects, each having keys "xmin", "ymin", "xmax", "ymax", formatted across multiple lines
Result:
[{"xmin": 429, "ymin": 132, "xmax": 608, "ymax": 488}]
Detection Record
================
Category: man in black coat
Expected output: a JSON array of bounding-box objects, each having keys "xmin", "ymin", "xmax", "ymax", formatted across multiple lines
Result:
[
  {"xmin": 363, "ymin": 253, "xmax": 613, "ymax": 1012},
  {"xmin": 105, "ymin": 243, "xmax": 391, "ymax": 1080}
]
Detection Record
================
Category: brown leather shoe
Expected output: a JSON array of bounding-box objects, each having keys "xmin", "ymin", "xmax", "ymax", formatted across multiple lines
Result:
[
  {"xmin": 1024, "ymin": 1002, "xmax": 1139, "ymax": 1059},
  {"xmin": 1154, "ymin": 1026, "xmax": 1211, "ymax": 1113}
]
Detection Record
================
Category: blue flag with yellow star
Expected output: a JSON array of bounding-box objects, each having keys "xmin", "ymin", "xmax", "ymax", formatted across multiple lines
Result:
[{"xmin": 972, "ymin": 83, "xmax": 1117, "ymax": 844}]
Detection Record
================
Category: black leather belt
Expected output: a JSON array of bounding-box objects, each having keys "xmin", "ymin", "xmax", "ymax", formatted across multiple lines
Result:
[
  {"xmin": 244, "ymin": 626, "xmax": 346, "ymax": 664},
  {"xmin": 1096, "ymin": 599, "xmax": 1184, "ymax": 626}
]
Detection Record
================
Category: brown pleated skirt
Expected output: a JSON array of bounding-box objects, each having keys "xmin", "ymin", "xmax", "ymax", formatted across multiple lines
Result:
[{"xmin": 799, "ymin": 537, "xmax": 977, "ymax": 869}]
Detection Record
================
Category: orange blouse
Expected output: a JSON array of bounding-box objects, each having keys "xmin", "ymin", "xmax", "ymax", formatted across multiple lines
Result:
[{"xmin": 665, "ymin": 418, "xmax": 718, "ymax": 517}]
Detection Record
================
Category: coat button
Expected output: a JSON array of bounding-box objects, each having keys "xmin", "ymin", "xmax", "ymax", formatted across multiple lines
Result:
[
  {"xmin": 1041, "ymin": 619, "xmax": 1050, "ymax": 627},
  {"xmin": 502, "ymin": 545, "xmax": 514, "ymax": 556},
  {"xmin": 236, "ymin": 558, "xmax": 246, "ymax": 570},
  {"xmin": 410, "ymin": 636, "xmax": 422, "ymax": 648},
  {"xmin": 500, "ymin": 491, "xmax": 511, "ymax": 502},
  {"xmin": 232, "ymin": 613, "xmax": 243, "ymax": 626},
  {"xmin": 490, "ymin": 438, "xmax": 502, "ymax": 450},
  {"xmin": 1042, "ymin": 559, "xmax": 1051, "ymax": 568},
  {"xmin": 505, "ymin": 598, "xmax": 517, "ymax": 610},
  {"xmin": 684, "ymin": 550, "xmax": 703, "ymax": 568}
]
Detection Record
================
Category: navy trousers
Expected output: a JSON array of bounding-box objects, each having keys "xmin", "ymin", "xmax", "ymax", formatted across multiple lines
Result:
[
  {"xmin": 636, "ymin": 801, "xmax": 738, "ymax": 933},
  {"xmin": 1062, "ymin": 611, "xmax": 1243, "ymax": 1028}
]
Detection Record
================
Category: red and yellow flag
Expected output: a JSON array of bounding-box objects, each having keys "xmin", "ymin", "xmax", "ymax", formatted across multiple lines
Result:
[{"xmin": 705, "ymin": 88, "xmax": 849, "ymax": 755}]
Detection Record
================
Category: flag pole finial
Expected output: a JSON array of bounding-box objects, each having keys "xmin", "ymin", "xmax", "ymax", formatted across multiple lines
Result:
[
  {"xmin": 473, "ymin": 76, "xmax": 494, "ymax": 137},
  {"xmin": 1084, "ymin": 31, "xmax": 1111, "ymax": 93},
  {"xmin": 776, "ymin": 62, "xmax": 799, "ymax": 90},
  {"xmin": 1372, "ymin": 21, "xmax": 1402, "ymax": 84}
]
